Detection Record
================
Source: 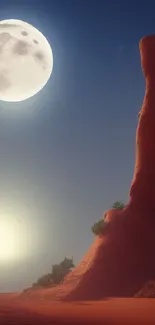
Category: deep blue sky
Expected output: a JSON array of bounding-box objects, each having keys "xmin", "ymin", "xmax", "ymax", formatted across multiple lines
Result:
[{"xmin": 0, "ymin": 0, "xmax": 153, "ymax": 292}]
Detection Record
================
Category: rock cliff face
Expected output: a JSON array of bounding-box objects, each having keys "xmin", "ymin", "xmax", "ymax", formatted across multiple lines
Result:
[{"xmin": 58, "ymin": 36, "xmax": 155, "ymax": 301}]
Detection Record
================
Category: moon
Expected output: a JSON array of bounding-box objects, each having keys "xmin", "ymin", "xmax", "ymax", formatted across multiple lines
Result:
[{"xmin": 0, "ymin": 19, "xmax": 53, "ymax": 102}]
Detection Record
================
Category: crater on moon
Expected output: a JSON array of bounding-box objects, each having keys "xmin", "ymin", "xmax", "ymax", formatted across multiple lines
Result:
[
  {"xmin": 35, "ymin": 50, "xmax": 44, "ymax": 61},
  {"xmin": 0, "ymin": 32, "xmax": 12, "ymax": 43},
  {"xmin": 13, "ymin": 40, "xmax": 30, "ymax": 55},
  {"xmin": 0, "ymin": 23, "xmax": 18, "ymax": 29},
  {"xmin": 21, "ymin": 31, "xmax": 28, "ymax": 36},
  {"xmin": 33, "ymin": 39, "xmax": 39, "ymax": 44}
]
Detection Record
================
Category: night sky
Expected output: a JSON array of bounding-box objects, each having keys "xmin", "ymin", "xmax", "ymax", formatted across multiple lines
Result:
[{"xmin": 0, "ymin": 0, "xmax": 154, "ymax": 292}]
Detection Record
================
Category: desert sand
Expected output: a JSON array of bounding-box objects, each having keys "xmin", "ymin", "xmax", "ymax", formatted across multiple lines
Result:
[{"xmin": 1, "ymin": 295, "xmax": 155, "ymax": 324}]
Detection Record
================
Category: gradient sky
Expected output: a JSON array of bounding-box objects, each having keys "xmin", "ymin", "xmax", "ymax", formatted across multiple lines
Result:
[{"xmin": 0, "ymin": 0, "xmax": 154, "ymax": 292}]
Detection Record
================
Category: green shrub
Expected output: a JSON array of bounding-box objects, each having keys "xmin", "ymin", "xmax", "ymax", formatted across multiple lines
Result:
[
  {"xmin": 36, "ymin": 273, "xmax": 53, "ymax": 287},
  {"xmin": 91, "ymin": 219, "xmax": 105, "ymax": 235},
  {"xmin": 32, "ymin": 257, "xmax": 75, "ymax": 289},
  {"xmin": 112, "ymin": 201, "xmax": 125, "ymax": 209}
]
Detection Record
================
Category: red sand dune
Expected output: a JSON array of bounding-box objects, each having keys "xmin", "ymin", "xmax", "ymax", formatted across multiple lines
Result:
[{"xmin": 1, "ymin": 35, "xmax": 155, "ymax": 323}]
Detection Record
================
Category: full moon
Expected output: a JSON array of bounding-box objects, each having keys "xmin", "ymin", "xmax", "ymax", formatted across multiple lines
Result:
[{"xmin": 0, "ymin": 19, "xmax": 53, "ymax": 102}]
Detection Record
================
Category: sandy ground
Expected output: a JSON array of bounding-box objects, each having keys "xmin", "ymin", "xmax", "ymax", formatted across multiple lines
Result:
[{"xmin": 0, "ymin": 295, "xmax": 155, "ymax": 324}]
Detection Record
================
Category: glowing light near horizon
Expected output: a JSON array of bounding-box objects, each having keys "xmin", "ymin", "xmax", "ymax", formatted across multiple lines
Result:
[
  {"xmin": 0, "ymin": 210, "xmax": 40, "ymax": 263},
  {"xmin": 0, "ymin": 19, "xmax": 53, "ymax": 102},
  {"xmin": 0, "ymin": 221, "xmax": 22, "ymax": 261},
  {"xmin": 0, "ymin": 220, "xmax": 20, "ymax": 262}
]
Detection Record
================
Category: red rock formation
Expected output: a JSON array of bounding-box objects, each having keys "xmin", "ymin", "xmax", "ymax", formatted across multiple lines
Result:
[
  {"xmin": 22, "ymin": 36, "xmax": 155, "ymax": 302},
  {"xmin": 57, "ymin": 35, "xmax": 155, "ymax": 301}
]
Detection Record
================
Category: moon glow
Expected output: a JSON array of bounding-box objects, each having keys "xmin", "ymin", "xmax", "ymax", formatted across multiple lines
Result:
[{"xmin": 0, "ymin": 19, "xmax": 53, "ymax": 102}]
